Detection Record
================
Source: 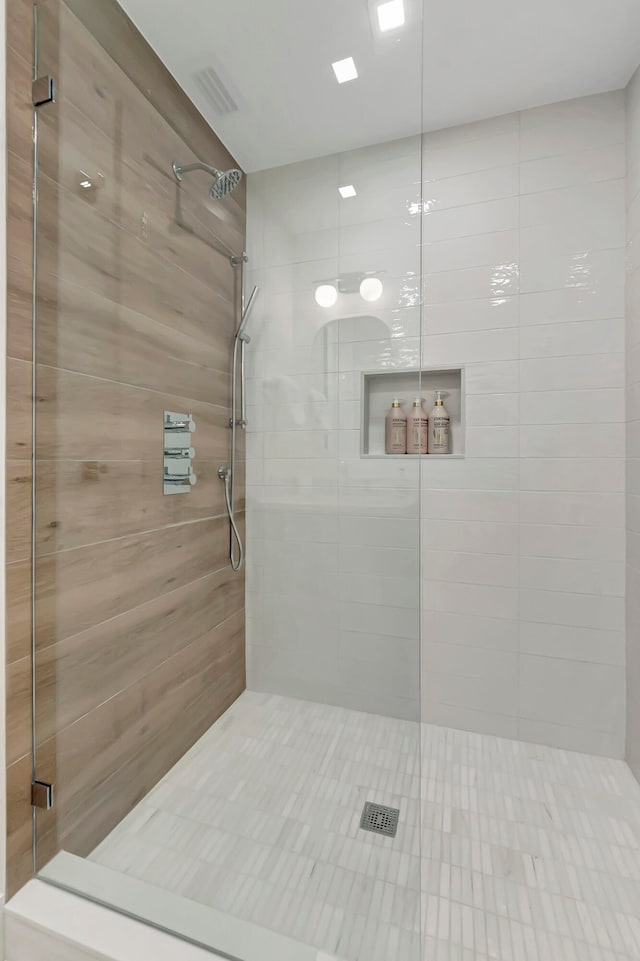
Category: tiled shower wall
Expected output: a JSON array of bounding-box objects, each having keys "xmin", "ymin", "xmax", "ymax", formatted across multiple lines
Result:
[
  {"xmin": 421, "ymin": 93, "xmax": 626, "ymax": 755},
  {"xmin": 246, "ymin": 91, "xmax": 627, "ymax": 755},
  {"xmin": 245, "ymin": 140, "xmax": 423, "ymax": 722},
  {"xmin": 626, "ymin": 66, "xmax": 640, "ymax": 779}
]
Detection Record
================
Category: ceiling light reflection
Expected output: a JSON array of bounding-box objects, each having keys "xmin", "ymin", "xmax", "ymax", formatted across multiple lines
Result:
[{"xmin": 315, "ymin": 284, "xmax": 338, "ymax": 308}]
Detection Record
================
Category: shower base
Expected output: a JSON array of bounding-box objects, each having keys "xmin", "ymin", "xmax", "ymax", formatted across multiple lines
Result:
[{"xmin": 83, "ymin": 691, "xmax": 640, "ymax": 961}]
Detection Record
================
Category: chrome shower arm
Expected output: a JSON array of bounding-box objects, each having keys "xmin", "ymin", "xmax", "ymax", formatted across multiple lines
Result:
[{"xmin": 172, "ymin": 160, "xmax": 221, "ymax": 181}]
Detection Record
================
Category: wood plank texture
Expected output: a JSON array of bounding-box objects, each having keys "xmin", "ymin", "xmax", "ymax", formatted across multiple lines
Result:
[{"xmin": 5, "ymin": 0, "xmax": 247, "ymax": 896}]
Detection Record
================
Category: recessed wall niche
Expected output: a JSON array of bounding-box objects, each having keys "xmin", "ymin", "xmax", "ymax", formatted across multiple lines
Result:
[{"xmin": 361, "ymin": 367, "xmax": 465, "ymax": 458}]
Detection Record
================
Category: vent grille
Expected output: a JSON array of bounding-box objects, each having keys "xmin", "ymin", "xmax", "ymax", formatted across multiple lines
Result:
[
  {"xmin": 193, "ymin": 66, "xmax": 238, "ymax": 116},
  {"xmin": 360, "ymin": 802, "xmax": 400, "ymax": 838}
]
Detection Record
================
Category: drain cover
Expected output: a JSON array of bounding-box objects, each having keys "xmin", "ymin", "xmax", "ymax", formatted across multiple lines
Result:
[{"xmin": 360, "ymin": 802, "xmax": 400, "ymax": 838}]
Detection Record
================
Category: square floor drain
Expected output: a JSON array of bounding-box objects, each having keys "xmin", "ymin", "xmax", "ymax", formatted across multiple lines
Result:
[{"xmin": 359, "ymin": 802, "xmax": 400, "ymax": 838}]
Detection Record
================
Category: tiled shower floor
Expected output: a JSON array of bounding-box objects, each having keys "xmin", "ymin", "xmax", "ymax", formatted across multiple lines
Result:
[{"xmin": 90, "ymin": 692, "xmax": 640, "ymax": 961}]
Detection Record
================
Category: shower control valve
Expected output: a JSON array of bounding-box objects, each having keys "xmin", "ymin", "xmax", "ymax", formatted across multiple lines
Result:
[{"xmin": 164, "ymin": 411, "xmax": 196, "ymax": 495}]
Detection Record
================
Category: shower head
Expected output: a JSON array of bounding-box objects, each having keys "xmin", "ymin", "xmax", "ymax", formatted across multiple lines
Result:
[
  {"xmin": 172, "ymin": 160, "xmax": 243, "ymax": 199},
  {"xmin": 210, "ymin": 168, "xmax": 242, "ymax": 199}
]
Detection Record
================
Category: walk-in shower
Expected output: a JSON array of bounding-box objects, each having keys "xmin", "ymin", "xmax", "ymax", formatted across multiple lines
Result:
[{"xmin": 9, "ymin": 1, "xmax": 640, "ymax": 961}]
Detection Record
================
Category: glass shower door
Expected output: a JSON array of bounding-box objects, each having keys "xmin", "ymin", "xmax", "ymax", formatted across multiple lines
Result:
[
  {"xmin": 29, "ymin": 1, "xmax": 426, "ymax": 959},
  {"xmin": 31, "ymin": 0, "xmax": 244, "ymax": 873}
]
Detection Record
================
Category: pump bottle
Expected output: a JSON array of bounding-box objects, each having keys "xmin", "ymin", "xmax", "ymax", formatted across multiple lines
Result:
[
  {"xmin": 385, "ymin": 399, "xmax": 407, "ymax": 454},
  {"xmin": 406, "ymin": 399, "xmax": 428, "ymax": 454},
  {"xmin": 429, "ymin": 390, "xmax": 450, "ymax": 454}
]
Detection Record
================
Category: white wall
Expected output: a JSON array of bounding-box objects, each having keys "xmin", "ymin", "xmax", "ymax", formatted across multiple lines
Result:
[
  {"xmin": 626, "ymin": 66, "xmax": 640, "ymax": 778},
  {"xmin": 245, "ymin": 138, "xmax": 422, "ymax": 722},
  {"xmin": 246, "ymin": 91, "xmax": 627, "ymax": 755},
  {"xmin": 421, "ymin": 92, "xmax": 626, "ymax": 755}
]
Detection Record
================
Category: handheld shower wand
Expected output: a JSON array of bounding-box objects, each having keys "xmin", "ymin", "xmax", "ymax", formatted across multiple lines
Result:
[{"xmin": 219, "ymin": 252, "xmax": 259, "ymax": 572}]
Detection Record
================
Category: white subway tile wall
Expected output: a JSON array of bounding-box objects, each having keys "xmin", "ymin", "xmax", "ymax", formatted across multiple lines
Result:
[
  {"xmin": 627, "ymin": 67, "xmax": 640, "ymax": 779},
  {"xmin": 424, "ymin": 91, "xmax": 625, "ymax": 755},
  {"xmin": 247, "ymin": 91, "xmax": 627, "ymax": 755},
  {"xmin": 246, "ymin": 134, "xmax": 422, "ymax": 722}
]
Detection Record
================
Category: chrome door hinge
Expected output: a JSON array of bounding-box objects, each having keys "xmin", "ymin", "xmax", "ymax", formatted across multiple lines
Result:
[
  {"xmin": 32, "ymin": 75, "xmax": 55, "ymax": 107},
  {"xmin": 31, "ymin": 780, "xmax": 55, "ymax": 810}
]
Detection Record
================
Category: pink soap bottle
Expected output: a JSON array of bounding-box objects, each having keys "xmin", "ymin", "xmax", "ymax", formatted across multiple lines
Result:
[
  {"xmin": 385, "ymin": 398, "xmax": 407, "ymax": 454},
  {"xmin": 406, "ymin": 398, "xmax": 428, "ymax": 454}
]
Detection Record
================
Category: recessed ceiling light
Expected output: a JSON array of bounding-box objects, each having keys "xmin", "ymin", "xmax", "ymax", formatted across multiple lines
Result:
[
  {"xmin": 339, "ymin": 185, "xmax": 357, "ymax": 199},
  {"xmin": 377, "ymin": 0, "xmax": 405, "ymax": 32},
  {"xmin": 332, "ymin": 57, "xmax": 358, "ymax": 84}
]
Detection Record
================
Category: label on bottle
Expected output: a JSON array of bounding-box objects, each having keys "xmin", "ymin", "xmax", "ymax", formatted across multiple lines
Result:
[
  {"xmin": 431, "ymin": 415, "xmax": 450, "ymax": 453},
  {"xmin": 387, "ymin": 416, "xmax": 407, "ymax": 453},
  {"xmin": 409, "ymin": 416, "xmax": 428, "ymax": 454}
]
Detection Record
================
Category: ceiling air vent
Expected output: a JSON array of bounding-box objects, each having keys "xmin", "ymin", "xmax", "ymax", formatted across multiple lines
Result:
[{"xmin": 193, "ymin": 65, "xmax": 238, "ymax": 117}]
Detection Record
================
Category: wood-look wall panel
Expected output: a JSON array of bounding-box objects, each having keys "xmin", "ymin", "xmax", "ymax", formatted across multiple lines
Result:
[
  {"xmin": 35, "ymin": 460, "xmax": 235, "ymax": 554},
  {"xmin": 37, "ymin": 611, "xmax": 245, "ymax": 861},
  {"xmin": 36, "ymin": 280, "xmax": 232, "ymax": 403},
  {"xmin": 37, "ymin": 110, "xmax": 244, "ymax": 298},
  {"xmin": 33, "ymin": 30, "xmax": 248, "ymax": 256},
  {"xmin": 6, "ymin": 460, "xmax": 32, "ymax": 565},
  {"xmin": 36, "ymin": 3, "xmax": 245, "ymax": 274},
  {"xmin": 5, "ymin": 1, "xmax": 36, "ymax": 853},
  {"xmin": 6, "ymin": 657, "xmax": 31, "ymax": 766},
  {"xmin": 9, "ymin": 150, "xmax": 238, "ymax": 347},
  {"xmin": 34, "ymin": 366, "xmax": 231, "ymax": 460},
  {"xmin": 35, "ymin": 518, "xmax": 231, "ymax": 646},
  {"xmin": 7, "ymin": 151, "xmax": 33, "ymax": 264},
  {"xmin": 35, "ymin": 565, "xmax": 244, "ymax": 742},
  {"xmin": 6, "ymin": 0, "xmax": 247, "ymax": 894},
  {"xmin": 6, "ymin": 561, "xmax": 31, "ymax": 663},
  {"xmin": 56, "ymin": 0, "xmax": 246, "ymax": 211},
  {"xmin": 6, "ymin": 357, "xmax": 32, "ymax": 459},
  {"xmin": 6, "ymin": 46, "xmax": 33, "ymax": 163},
  {"xmin": 7, "ymin": 261, "xmax": 32, "ymax": 362},
  {"xmin": 6, "ymin": 755, "xmax": 36, "ymax": 894},
  {"xmin": 6, "ymin": 0, "xmax": 32, "ymax": 68},
  {"xmin": 38, "ymin": 199, "xmax": 236, "ymax": 345}
]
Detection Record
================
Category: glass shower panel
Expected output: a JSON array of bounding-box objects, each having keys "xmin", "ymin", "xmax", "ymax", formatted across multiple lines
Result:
[
  {"xmin": 337, "ymin": 134, "xmax": 424, "ymax": 961},
  {"xmin": 32, "ymin": 0, "xmax": 244, "ymax": 868},
  {"xmin": 244, "ymin": 7, "xmax": 425, "ymax": 960},
  {"xmin": 31, "ymin": 0, "xmax": 425, "ymax": 958}
]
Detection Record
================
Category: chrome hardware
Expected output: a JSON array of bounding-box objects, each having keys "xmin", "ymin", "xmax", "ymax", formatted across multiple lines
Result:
[
  {"xmin": 32, "ymin": 780, "xmax": 54, "ymax": 810},
  {"xmin": 164, "ymin": 412, "xmax": 196, "ymax": 495},
  {"xmin": 218, "ymin": 466, "xmax": 244, "ymax": 570},
  {"xmin": 32, "ymin": 75, "xmax": 55, "ymax": 107},
  {"xmin": 172, "ymin": 161, "xmax": 243, "ymax": 200},
  {"xmin": 164, "ymin": 447, "xmax": 196, "ymax": 458},
  {"xmin": 225, "ymin": 252, "xmax": 259, "ymax": 571},
  {"xmin": 165, "ymin": 470, "xmax": 197, "ymax": 485},
  {"xmin": 164, "ymin": 413, "xmax": 195, "ymax": 432}
]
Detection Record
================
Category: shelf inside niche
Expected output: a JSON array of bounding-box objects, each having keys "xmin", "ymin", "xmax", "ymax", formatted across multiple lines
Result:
[{"xmin": 361, "ymin": 367, "xmax": 465, "ymax": 458}]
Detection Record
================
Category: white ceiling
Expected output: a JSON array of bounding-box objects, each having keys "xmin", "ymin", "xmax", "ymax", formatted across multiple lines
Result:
[{"xmin": 119, "ymin": 0, "xmax": 640, "ymax": 172}]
